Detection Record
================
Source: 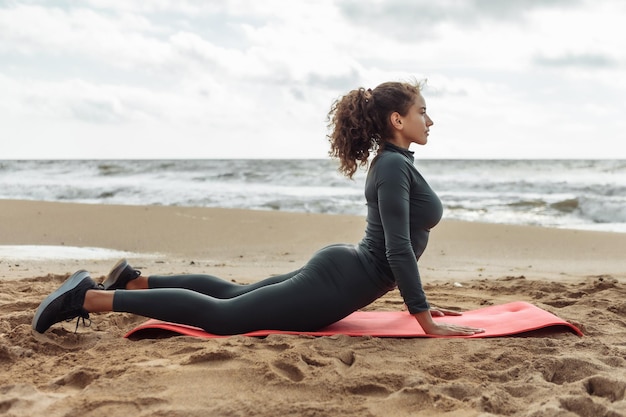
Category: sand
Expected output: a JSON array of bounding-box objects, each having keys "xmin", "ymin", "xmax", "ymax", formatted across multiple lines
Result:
[{"xmin": 1, "ymin": 199, "xmax": 625, "ymax": 417}]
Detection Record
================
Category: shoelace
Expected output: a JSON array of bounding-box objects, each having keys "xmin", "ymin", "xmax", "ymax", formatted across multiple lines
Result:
[{"xmin": 66, "ymin": 312, "xmax": 92, "ymax": 333}]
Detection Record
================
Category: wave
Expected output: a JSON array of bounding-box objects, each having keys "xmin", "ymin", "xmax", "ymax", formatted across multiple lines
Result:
[
  {"xmin": 579, "ymin": 196, "xmax": 626, "ymax": 224},
  {"xmin": 1, "ymin": 159, "xmax": 625, "ymax": 232}
]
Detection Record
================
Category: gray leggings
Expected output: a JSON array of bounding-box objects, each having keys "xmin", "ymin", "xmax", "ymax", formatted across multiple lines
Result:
[{"xmin": 113, "ymin": 244, "xmax": 390, "ymax": 335}]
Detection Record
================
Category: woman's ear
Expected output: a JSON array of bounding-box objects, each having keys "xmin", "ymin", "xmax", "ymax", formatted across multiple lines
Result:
[{"xmin": 389, "ymin": 111, "xmax": 403, "ymax": 131}]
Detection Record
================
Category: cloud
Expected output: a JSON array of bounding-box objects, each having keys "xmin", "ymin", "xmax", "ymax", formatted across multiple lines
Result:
[
  {"xmin": 14, "ymin": 0, "xmax": 223, "ymax": 15},
  {"xmin": 0, "ymin": 4, "xmax": 169, "ymax": 69},
  {"xmin": 306, "ymin": 68, "xmax": 363, "ymax": 91},
  {"xmin": 1, "ymin": 0, "xmax": 624, "ymax": 159},
  {"xmin": 6, "ymin": 77, "xmax": 167, "ymax": 124},
  {"xmin": 470, "ymin": 0, "xmax": 582, "ymax": 19},
  {"xmin": 0, "ymin": 2, "xmax": 363, "ymax": 88},
  {"xmin": 336, "ymin": 0, "xmax": 583, "ymax": 40},
  {"xmin": 533, "ymin": 52, "xmax": 619, "ymax": 69}
]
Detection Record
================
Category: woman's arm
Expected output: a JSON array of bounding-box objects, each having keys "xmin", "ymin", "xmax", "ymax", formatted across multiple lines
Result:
[
  {"xmin": 375, "ymin": 156, "xmax": 484, "ymax": 336},
  {"xmin": 375, "ymin": 157, "xmax": 430, "ymax": 313}
]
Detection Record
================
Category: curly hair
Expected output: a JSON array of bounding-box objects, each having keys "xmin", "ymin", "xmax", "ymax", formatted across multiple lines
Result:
[{"xmin": 327, "ymin": 81, "xmax": 423, "ymax": 179}]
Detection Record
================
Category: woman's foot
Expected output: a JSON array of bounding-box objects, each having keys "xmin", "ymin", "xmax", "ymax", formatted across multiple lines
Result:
[
  {"xmin": 32, "ymin": 270, "xmax": 97, "ymax": 333},
  {"xmin": 101, "ymin": 259, "xmax": 142, "ymax": 290}
]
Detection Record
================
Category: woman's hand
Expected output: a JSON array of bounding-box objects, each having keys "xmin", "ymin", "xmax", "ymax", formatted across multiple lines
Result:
[
  {"xmin": 429, "ymin": 306, "xmax": 462, "ymax": 317},
  {"xmin": 413, "ymin": 310, "xmax": 485, "ymax": 336},
  {"xmin": 422, "ymin": 321, "xmax": 485, "ymax": 336}
]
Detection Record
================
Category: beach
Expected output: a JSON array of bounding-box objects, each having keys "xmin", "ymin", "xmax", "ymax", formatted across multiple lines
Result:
[{"xmin": 1, "ymin": 199, "xmax": 625, "ymax": 416}]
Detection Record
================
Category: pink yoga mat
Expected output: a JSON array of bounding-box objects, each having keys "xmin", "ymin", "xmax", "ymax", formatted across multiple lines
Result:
[{"xmin": 124, "ymin": 301, "xmax": 582, "ymax": 339}]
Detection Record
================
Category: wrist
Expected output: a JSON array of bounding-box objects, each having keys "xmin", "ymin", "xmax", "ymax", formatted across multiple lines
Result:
[{"xmin": 413, "ymin": 310, "xmax": 437, "ymax": 332}]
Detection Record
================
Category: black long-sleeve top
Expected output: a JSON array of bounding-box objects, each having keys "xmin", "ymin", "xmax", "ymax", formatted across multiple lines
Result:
[{"xmin": 358, "ymin": 142, "xmax": 443, "ymax": 314}]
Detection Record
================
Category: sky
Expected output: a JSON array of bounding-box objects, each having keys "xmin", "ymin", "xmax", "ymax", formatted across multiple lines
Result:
[{"xmin": 1, "ymin": 0, "xmax": 625, "ymax": 159}]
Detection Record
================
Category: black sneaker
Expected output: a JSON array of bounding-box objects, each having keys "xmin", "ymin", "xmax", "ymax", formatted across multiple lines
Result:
[
  {"xmin": 101, "ymin": 259, "xmax": 141, "ymax": 290},
  {"xmin": 32, "ymin": 270, "xmax": 97, "ymax": 334}
]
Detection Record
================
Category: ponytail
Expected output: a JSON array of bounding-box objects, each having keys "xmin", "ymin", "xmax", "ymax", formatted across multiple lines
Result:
[
  {"xmin": 327, "ymin": 81, "xmax": 423, "ymax": 179},
  {"xmin": 326, "ymin": 88, "xmax": 379, "ymax": 178}
]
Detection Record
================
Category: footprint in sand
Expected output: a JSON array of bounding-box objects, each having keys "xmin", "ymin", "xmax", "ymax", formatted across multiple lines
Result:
[
  {"xmin": 51, "ymin": 367, "xmax": 98, "ymax": 390},
  {"xmin": 343, "ymin": 372, "xmax": 407, "ymax": 399},
  {"xmin": 345, "ymin": 382, "xmax": 391, "ymax": 397},
  {"xmin": 271, "ymin": 359, "xmax": 306, "ymax": 382},
  {"xmin": 264, "ymin": 338, "xmax": 357, "ymax": 383},
  {"xmin": 269, "ymin": 351, "xmax": 332, "ymax": 382},
  {"xmin": 181, "ymin": 348, "xmax": 238, "ymax": 365},
  {"xmin": 59, "ymin": 397, "xmax": 168, "ymax": 417},
  {"xmin": 0, "ymin": 384, "xmax": 65, "ymax": 416},
  {"xmin": 259, "ymin": 334, "xmax": 296, "ymax": 350},
  {"xmin": 535, "ymin": 356, "xmax": 603, "ymax": 385},
  {"xmin": 584, "ymin": 375, "xmax": 626, "ymax": 402},
  {"xmin": 559, "ymin": 395, "xmax": 622, "ymax": 417}
]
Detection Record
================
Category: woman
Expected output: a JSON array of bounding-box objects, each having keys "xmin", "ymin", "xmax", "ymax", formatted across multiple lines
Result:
[{"xmin": 33, "ymin": 81, "xmax": 484, "ymax": 337}]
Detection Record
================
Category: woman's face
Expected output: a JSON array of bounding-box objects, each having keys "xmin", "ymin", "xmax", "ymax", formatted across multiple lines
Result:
[{"xmin": 390, "ymin": 93, "xmax": 434, "ymax": 149}]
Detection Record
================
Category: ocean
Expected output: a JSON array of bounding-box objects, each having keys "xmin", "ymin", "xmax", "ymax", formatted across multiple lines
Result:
[{"xmin": 1, "ymin": 159, "xmax": 625, "ymax": 233}]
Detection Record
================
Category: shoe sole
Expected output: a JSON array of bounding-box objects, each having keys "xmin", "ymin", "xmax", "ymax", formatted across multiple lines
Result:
[
  {"xmin": 32, "ymin": 270, "xmax": 92, "ymax": 333},
  {"xmin": 102, "ymin": 259, "xmax": 128, "ymax": 290}
]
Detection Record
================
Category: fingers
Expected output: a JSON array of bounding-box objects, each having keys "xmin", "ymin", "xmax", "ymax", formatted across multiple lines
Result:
[
  {"xmin": 442, "ymin": 309, "xmax": 463, "ymax": 316},
  {"xmin": 451, "ymin": 325, "xmax": 485, "ymax": 335},
  {"xmin": 461, "ymin": 327, "xmax": 485, "ymax": 335},
  {"xmin": 431, "ymin": 323, "xmax": 485, "ymax": 336},
  {"xmin": 430, "ymin": 307, "xmax": 463, "ymax": 317}
]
